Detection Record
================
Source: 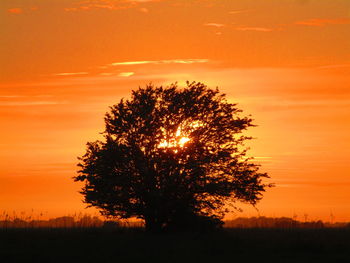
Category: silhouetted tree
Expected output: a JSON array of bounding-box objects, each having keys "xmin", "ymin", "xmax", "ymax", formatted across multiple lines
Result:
[{"xmin": 75, "ymin": 82, "xmax": 271, "ymax": 232}]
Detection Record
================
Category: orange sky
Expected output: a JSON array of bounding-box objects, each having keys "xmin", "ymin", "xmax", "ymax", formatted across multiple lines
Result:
[{"xmin": 1, "ymin": 0, "xmax": 350, "ymax": 221}]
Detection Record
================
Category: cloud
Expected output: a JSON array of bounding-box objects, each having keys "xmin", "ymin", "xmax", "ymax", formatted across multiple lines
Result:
[
  {"xmin": 250, "ymin": 156, "xmax": 273, "ymax": 163},
  {"xmin": 0, "ymin": 101, "xmax": 66, "ymax": 106},
  {"xmin": 64, "ymin": 8, "xmax": 79, "ymax": 12},
  {"xmin": 99, "ymin": 72, "xmax": 135, "ymax": 77},
  {"xmin": 295, "ymin": 18, "xmax": 350, "ymax": 26},
  {"xmin": 0, "ymin": 95, "xmax": 23, "ymax": 98},
  {"xmin": 256, "ymin": 99, "xmax": 350, "ymax": 112},
  {"xmin": 7, "ymin": 8, "xmax": 23, "ymax": 14},
  {"xmin": 234, "ymin": 27, "xmax": 275, "ymax": 32},
  {"xmin": 111, "ymin": 61, "xmax": 152, "ymax": 66},
  {"xmin": 0, "ymin": 95, "xmax": 65, "ymax": 106},
  {"xmin": 99, "ymin": 72, "xmax": 115, "ymax": 76},
  {"xmin": 64, "ymin": 5, "xmax": 118, "ymax": 12},
  {"xmin": 204, "ymin": 23, "xmax": 225, "ymax": 28},
  {"xmin": 139, "ymin": 7, "xmax": 149, "ymax": 13},
  {"xmin": 54, "ymin": 72, "xmax": 89, "ymax": 76},
  {"xmin": 128, "ymin": 0, "xmax": 160, "ymax": 2},
  {"xmin": 0, "ymin": 95, "xmax": 52, "ymax": 99},
  {"xmin": 276, "ymin": 180, "xmax": 350, "ymax": 187},
  {"xmin": 204, "ymin": 22, "xmax": 278, "ymax": 32},
  {"xmin": 118, "ymin": 72, "xmax": 135, "ymax": 77},
  {"xmin": 229, "ymin": 9, "xmax": 250, "ymax": 14},
  {"xmin": 110, "ymin": 59, "xmax": 209, "ymax": 66},
  {"xmin": 64, "ymin": 0, "xmax": 162, "ymax": 12},
  {"xmin": 317, "ymin": 64, "xmax": 350, "ymax": 69}
]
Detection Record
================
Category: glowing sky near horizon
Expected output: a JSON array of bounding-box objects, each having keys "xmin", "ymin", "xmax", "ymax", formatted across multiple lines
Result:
[{"xmin": 1, "ymin": 0, "xmax": 350, "ymax": 221}]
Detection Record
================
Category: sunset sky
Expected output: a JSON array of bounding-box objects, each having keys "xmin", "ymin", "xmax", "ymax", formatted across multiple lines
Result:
[{"xmin": 1, "ymin": 0, "xmax": 350, "ymax": 221}]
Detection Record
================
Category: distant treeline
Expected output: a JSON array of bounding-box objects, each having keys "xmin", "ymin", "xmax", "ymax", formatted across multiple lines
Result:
[
  {"xmin": 224, "ymin": 216, "xmax": 350, "ymax": 228},
  {"xmin": 0, "ymin": 215, "xmax": 349, "ymax": 229},
  {"xmin": 0, "ymin": 215, "xmax": 142, "ymax": 228}
]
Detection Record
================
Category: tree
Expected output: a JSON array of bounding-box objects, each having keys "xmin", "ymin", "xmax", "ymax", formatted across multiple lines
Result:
[{"xmin": 74, "ymin": 82, "xmax": 271, "ymax": 232}]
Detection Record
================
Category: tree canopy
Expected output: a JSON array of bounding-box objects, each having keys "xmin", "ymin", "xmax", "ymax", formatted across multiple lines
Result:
[{"xmin": 74, "ymin": 82, "xmax": 271, "ymax": 232}]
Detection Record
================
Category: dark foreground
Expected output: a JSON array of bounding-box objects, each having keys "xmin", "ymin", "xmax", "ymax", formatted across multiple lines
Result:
[{"xmin": 0, "ymin": 228, "xmax": 349, "ymax": 263}]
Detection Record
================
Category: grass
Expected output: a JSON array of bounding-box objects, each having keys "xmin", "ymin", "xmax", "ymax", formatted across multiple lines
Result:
[{"xmin": 0, "ymin": 228, "xmax": 349, "ymax": 263}]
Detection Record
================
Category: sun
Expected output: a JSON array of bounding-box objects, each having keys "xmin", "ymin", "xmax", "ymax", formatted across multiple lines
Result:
[
  {"xmin": 158, "ymin": 120, "xmax": 204, "ymax": 150},
  {"xmin": 178, "ymin": 136, "xmax": 190, "ymax": 147},
  {"xmin": 158, "ymin": 127, "xmax": 191, "ymax": 149}
]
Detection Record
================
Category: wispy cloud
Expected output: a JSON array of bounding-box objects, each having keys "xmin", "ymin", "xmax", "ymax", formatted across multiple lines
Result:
[
  {"xmin": 295, "ymin": 18, "xmax": 350, "ymax": 26},
  {"xmin": 249, "ymin": 156, "xmax": 273, "ymax": 163},
  {"xmin": 7, "ymin": 8, "xmax": 23, "ymax": 14},
  {"xmin": 234, "ymin": 27, "xmax": 275, "ymax": 32},
  {"xmin": 204, "ymin": 23, "xmax": 225, "ymax": 28},
  {"xmin": 99, "ymin": 72, "xmax": 115, "ymax": 76},
  {"xmin": 139, "ymin": 7, "xmax": 149, "ymax": 13},
  {"xmin": 128, "ymin": 0, "xmax": 161, "ymax": 2},
  {"xmin": 50, "ymin": 59, "xmax": 207, "ymax": 80},
  {"xmin": 229, "ymin": 9, "xmax": 250, "ymax": 14},
  {"xmin": 54, "ymin": 72, "xmax": 89, "ymax": 76},
  {"xmin": 0, "ymin": 101, "xmax": 66, "ymax": 106},
  {"xmin": 99, "ymin": 72, "xmax": 135, "ymax": 76},
  {"xmin": 317, "ymin": 64, "xmax": 350, "ymax": 69},
  {"xmin": 276, "ymin": 180, "xmax": 350, "ymax": 187},
  {"xmin": 111, "ymin": 61, "xmax": 152, "ymax": 66},
  {"xmin": 64, "ymin": 5, "xmax": 118, "ymax": 12},
  {"xmin": 118, "ymin": 72, "xmax": 135, "ymax": 77},
  {"xmin": 0, "ymin": 95, "xmax": 52, "ymax": 99},
  {"xmin": 0, "ymin": 95, "xmax": 65, "ymax": 106},
  {"xmin": 64, "ymin": 0, "xmax": 162, "ymax": 12},
  {"xmin": 7, "ymin": 7, "xmax": 38, "ymax": 14},
  {"xmin": 0, "ymin": 95, "xmax": 23, "ymax": 98},
  {"xmin": 110, "ymin": 59, "xmax": 209, "ymax": 66}
]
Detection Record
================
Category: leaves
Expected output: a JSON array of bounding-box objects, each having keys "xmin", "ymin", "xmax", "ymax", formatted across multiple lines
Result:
[{"xmin": 74, "ymin": 82, "xmax": 271, "ymax": 231}]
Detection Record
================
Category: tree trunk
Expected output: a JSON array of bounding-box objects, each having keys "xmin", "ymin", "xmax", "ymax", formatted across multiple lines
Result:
[{"xmin": 144, "ymin": 216, "xmax": 162, "ymax": 233}]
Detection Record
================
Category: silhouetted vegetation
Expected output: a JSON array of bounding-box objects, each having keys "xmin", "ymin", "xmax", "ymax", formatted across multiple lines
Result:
[
  {"xmin": 2, "ymin": 213, "xmax": 348, "ymax": 229},
  {"xmin": 2, "ymin": 213, "xmax": 349, "ymax": 261},
  {"xmin": 225, "ymin": 216, "xmax": 325, "ymax": 228},
  {"xmin": 0, "ymin": 212, "xmax": 140, "ymax": 228},
  {"xmin": 1, "ymin": 227, "xmax": 349, "ymax": 262},
  {"xmin": 75, "ymin": 82, "xmax": 272, "ymax": 232}
]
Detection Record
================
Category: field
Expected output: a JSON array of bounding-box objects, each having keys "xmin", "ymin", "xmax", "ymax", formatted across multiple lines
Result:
[{"xmin": 1, "ymin": 228, "xmax": 349, "ymax": 263}]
